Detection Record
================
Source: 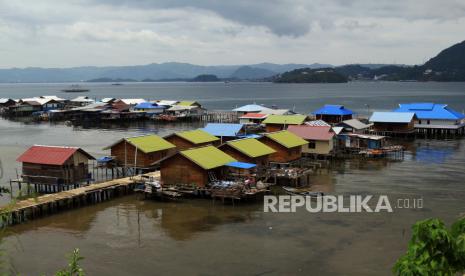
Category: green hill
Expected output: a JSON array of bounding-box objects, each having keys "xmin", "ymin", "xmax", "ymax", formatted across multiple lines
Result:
[{"xmin": 273, "ymin": 68, "xmax": 348, "ymax": 83}]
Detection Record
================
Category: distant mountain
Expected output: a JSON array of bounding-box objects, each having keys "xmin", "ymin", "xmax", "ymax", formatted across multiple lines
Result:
[
  {"xmin": 230, "ymin": 66, "xmax": 276, "ymax": 79},
  {"xmin": 273, "ymin": 68, "xmax": 348, "ymax": 83},
  {"xmin": 0, "ymin": 62, "xmax": 332, "ymax": 83},
  {"xmin": 87, "ymin": 77, "xmax": 137, "ymax": 82}
]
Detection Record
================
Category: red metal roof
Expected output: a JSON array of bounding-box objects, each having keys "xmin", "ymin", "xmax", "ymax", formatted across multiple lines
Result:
[
  {"xmin": 240, "ymin": 113, "xmax": 268, "ymax": 119},
  {"xmin": 16, "ymin": 145, "xmax": 94, "ymax": 165},
  {"xmin": 287, "ymin": 125, "xmax": 335, "ymax": 141}
]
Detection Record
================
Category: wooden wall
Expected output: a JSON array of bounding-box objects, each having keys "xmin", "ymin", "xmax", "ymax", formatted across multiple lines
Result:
[
  {"xmin": 372, "ymin": 122, "xmax": 414, "ymax": 133},
  {"xmin": 160, "ymin": 154, "xmax": 209, "ymax": 187},
  {"xmin": 110, "ymin": 141, "xmax": 173, "ymax": 168},
  {"xmin": 259, "ymin": 137, "xmax": 302, "ymax": 163},
  {"xmin": 220, "ymin": 144, "xmax": 269, "ymax": 167},
  {"xmin": 265, "ymin": 124, "xmax": 285, "ymax": 132},
  {"xmin": 165, "ymin": 135, "xmax": 220, "ymax": 151},
  {"xmin": 316, "ymin": 114, "xmax": 352, "ymax": 124}
]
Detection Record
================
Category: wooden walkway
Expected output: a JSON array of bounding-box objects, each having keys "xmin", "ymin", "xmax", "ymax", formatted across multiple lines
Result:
[{"xmin": 0, "ymin": 172, "xmax": 160, "ymax": 226}]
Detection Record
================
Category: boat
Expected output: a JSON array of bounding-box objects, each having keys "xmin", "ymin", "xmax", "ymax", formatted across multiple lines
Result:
[
  {"xmin": 61, "ymin": 85, "xmax": 90, "ymax": 93},
  {"xmin": 111, "ymin": 83, "xmax": 123, "ymax": 86},
  {"xmin": 282, "ymin": 186, "xmax": 324, "ymax": 197}
]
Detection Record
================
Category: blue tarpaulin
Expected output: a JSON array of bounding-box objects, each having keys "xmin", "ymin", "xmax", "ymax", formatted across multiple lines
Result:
[
  {"xmin": 97, "ymin": 156, "xmax": 114, "ymax": 163},
  {"xmin": 226, "ymin": 161, "xmax": 256, "ymax": 169}
]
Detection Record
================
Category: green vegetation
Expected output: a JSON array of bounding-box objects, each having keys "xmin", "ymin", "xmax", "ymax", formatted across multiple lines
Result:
[
  {"xmin": 273, "ymin": 68, "xmax": 348, "ymax": 83},
  {"xmin": 55, "ymin": 249, "xmax": 85, "ymax": 276},
  {"xmin": 393, "ymin": 217, "xmax": 465, "ymax": 275},
  {"xmin": 190, "ymin": 74, "xmax": 220, "ymax": 82}
]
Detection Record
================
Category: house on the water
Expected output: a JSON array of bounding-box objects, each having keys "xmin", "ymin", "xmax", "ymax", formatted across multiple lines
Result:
[
  {"xmin": 287, "ymin": 125, "xmax": 335, "ymax": 156},
  {"xmin": 311, "ymin": 105, "xmax": 354, "ymax": 124},
  {"xmin": 104, "ymin": 134, "xmax": 176, "ymax": 169},
  {"xmin": 219, "ymin": 138, "xmax": 276, "ymax": 167},
  {"xmin": 393, "ymin": 103, "xmax": 465, "ymax": 135},
  {"xmin": 112, "ymin": 99, "xmax": 146, "ymax": 112},
  {"xmin": 165, "ymin": 129, "xmax": 220, "ymax": 150},
  {"xmin": 160, "ymin": 145, "xmax": 237, "ymax": 187},
  {"xmin": 233, "ymin": 104, "xmax": 272, "ymax": 115},
  {"xmin": 338, "ymin": 133, "xmax": 387, "ymax": 150},
  {"xmin": 239, "ymin": 113, "xmax": 268, "ymax": 125},
  {"xmin": 369, "ymin": 112, "xmax": 417, "ymax": 135},
  {"xmin": 262, "ymin": 114, "xmax": 307, "ymax": 132},
  {"xmin": 0, "ymin": 98, "xmax": 16, "ymax": 109},
  {"xmin": 16, "ymin": 145, "xmax": 95, "ymax": 186},
  {"xmin": 70, "ymin": 96, "xmax": 95, "ymax": 107},
  {"xmin": 336, "ymin": 118, "xmax": 371, "ymax": 133},
  {"xmin": 133, "ymin": 102, "xmax": 166, "ymax": 114},
  {"xmin": 202, "ymin": 123, "xmax": 245, "ymax": 142},
  {"xmin": 259, "ymin": 130, "xmax": 308, "ymax": 163}
]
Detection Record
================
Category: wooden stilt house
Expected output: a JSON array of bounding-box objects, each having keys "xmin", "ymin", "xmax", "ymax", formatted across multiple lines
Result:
[
  {"xmin": 16, "ymin": 145, "xmax": 95, "ymax": 185},
  {"xmin": 219, "ymin": 138, "xmax": 275, "ymax": 168},
  {"xmin": 104, "ymin": 134, "xmax": 176, "ymax": 169},
  {"xmin": 259, "ymin": 131, "xmax": 308, "ymax": 163},
  {"xmin": 165, "ymin": 129, "xmax": 220, "ymax": 150},
  {"xmin": 160, "ymin": 146, "xmax": 236, "ymax": 187}
]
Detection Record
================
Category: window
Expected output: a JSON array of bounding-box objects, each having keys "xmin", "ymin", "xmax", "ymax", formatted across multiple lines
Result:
[
  {"xmin": 427, "ymin": 120, "xmax": 430, "ymax": 125},
  {"xmin": 308, "ymin": 141, "xmax": 316, "ymax": 149},
  {"xmin": 419, "ymin": 120, "xmax": 422, "ymax": 124}
]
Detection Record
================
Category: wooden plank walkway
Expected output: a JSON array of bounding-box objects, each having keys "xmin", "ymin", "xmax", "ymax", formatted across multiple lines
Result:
[{"xmin": 0, "ymin": 171, "xmax": 160, "ymax": 226}]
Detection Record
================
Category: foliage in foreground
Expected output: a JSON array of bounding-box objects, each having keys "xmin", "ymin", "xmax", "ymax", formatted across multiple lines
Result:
[
  {"xmin": 393, "ymin": 217, "xmax": 465, "ymax": 275},
  {"xmin": 55, "ymin": 248, "xmax": 85, "ymax": 276}
]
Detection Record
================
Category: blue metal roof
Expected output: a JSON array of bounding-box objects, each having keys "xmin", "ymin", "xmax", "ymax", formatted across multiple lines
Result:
[
  {"xmin": 202, "ymin": 123, "xmax": 244, "ymax": 137},
  {"xmin": 311, "ymin": 105, "xmax": 354, "ymax": 116},
  {"xmin": 226, "ymin": 161, "xmax": 256, "ymax": 169},
  {"xmin": 394, "ymin": 103, "xmax": 465, "ymax": 120},
  {"xmin": 369, "ymin": 112, "xmax": 415, "ymax": 123},
  {"xmin": 134, "ymin": 102, "xmax": 164, "ymax": 109}
]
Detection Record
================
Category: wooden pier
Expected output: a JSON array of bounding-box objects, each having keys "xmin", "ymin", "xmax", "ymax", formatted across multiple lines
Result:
[{"xmin": 0, "ymin": 172, "xmax": 159, "ymax": 226}]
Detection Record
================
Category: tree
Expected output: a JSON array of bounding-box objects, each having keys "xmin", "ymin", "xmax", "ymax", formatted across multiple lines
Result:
[{"xmin": 393, "ymin": 217, "xmax": 465, "ymax": 275}]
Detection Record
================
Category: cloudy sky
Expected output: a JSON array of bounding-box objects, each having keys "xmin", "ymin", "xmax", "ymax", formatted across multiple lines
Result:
[{"xmin": 0, "ymin": 0, "xmax": 464, "ymax": 68}]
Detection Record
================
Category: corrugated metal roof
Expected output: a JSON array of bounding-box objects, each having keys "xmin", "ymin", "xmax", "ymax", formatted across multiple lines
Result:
[
  {"xmin": 176, "ymin": 129, "xmax": 219, "ymax": 144},
  {"xmin": 104, "ymin": 135, "xmax": 175, "ymax": 153},
  {"xmin": 239, "ymin": 113, "xmax": 268, "ymax": 119},
  {"xmin": 264, "ymin": 131, "xmax": 308, "ymax": 148},
  {"xmin": 118, "ymin": 99, "xmax": 146, "ymax": 105},
  {"xmin": 394, "ymin": 103, "xmax": 465, "ymax": 120},
  {"xmin": 177, "ymin": 101, "xmax": 199, "ymax": 106},
  {"xmin": 181, "ymin": 146, "xmax": 236, "ymax": 170},
  {"xmin": 127, "ymin": 135, "xmax": 175, "ymax": 153},
  {"xmin": 312, "ymin": 105, "xmax": 354, "ymax": 116},
  {"xmin": 17, "ymin": 145, "xmax": 94, "ymax": 165},
  {"xmin": 202, "ymin": 123, "xmax": 244, "ymax": 137},
  {"xmin": 340, "ymin": 119, "xmax": 371, "ymax": 130},
  {"xmin": 305, "ymin": 120, "xmax": 331, "ymax": 127},
  {"xmin": 233, "ymin": 104, "xmax": 272, "ymax": 112},
  {"xmin": 134, "ymin": 102, "xmax": 165, "ymax": 109},
  {"xmin": 227, "ymin": 138, "xmax": 276, "ymax": 158},
  {"xmin": 369, "ymin": 112, "xmax": 415, "ymax": 123},
  {"xmin": 262, "ymin": 115, "xmax": 307, "ymax": 125},
  {"xmin": 226, "ymin": 161, "xmax": 256, "ymax": 169},
  {"xmin": 287, "ymin": 125, "xmax": 335, "ymax": 141}
]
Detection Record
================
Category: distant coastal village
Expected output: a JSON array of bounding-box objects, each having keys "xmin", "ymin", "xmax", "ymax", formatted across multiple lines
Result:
[{"xmin": 1, "ymin": 92, "xmax": 464, "ymax": 224}]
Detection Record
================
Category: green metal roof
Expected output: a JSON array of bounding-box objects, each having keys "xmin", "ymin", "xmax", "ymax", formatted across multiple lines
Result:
[
  {"xmin": 126, "ymin": 135, "xmax": 176, "ymax": 153},
  {"xmin": 176, "ymin": 129, "xmax": 219, "ymax": 144},
  {"xmin": 262, "ymin": 114, "xmax": 307, "ymax": 125},
  {"xmin": 181, "ymin": 146, "xmax": 236, "ymax": 170},
  {"xmin": 177, "ymin": 101, "xmax": 198, "ymax": 106},
  {"xmin": 227, "ymin": 138, "xmax": 276, "ymax": 158},
  {"xmin": 265, "ymin": 131, "xmax": 308, "ymax": 148}
]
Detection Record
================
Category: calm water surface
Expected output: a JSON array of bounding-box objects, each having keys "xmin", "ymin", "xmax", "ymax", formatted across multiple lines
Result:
[{"xmin": 0, "ymin": 82, "xmax": 464, "ymax": 275}]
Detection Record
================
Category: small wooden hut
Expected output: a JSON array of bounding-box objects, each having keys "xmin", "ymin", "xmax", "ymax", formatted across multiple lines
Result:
[
  {"xmin": 165, "ymin": 129, "xmax": 220, "ymax": 150},
  {"xmin": 259, "ymin": 131, "xmax": 308, "ymax": 163},
  {"xmin": 160, "ymin": 146, "xmax": 236, "ymax": 187},
  {"xmin": 16, "ymin": 145, "xmax": 95, "ymax": 185},
  {"xmin": 262, "ymin": 115, "xmax": 307, "ymax": 132},
  {"xmin": 369, "ymin": 112, "xmax": 416, "ymax": 134},
  {"xmin": 104, "ymin": 134, "xmax": 176, "ymax": 169},
  {"xmin": 219, "ymin": 138, "xmax": 276, "ymax": 167}
]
